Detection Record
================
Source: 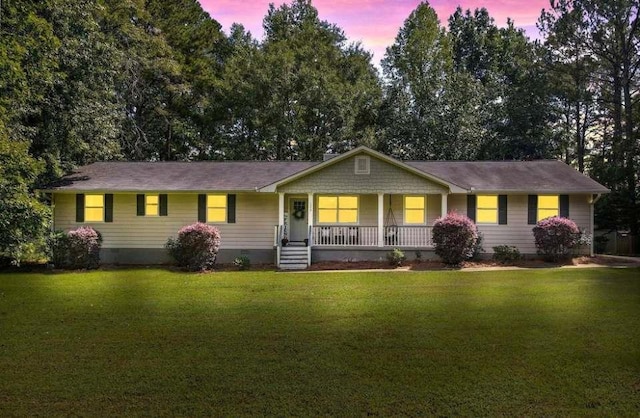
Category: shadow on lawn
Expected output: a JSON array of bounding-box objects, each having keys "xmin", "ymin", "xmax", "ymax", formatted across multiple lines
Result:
[{"xmin": 2, "ymin": 268, "xmax": 639, "ymax": 415}]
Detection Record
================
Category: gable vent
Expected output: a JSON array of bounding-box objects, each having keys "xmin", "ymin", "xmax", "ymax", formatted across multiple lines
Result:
[{"xmin": 355, "ymin": 156, "xmax": 370, "ymax": 175}]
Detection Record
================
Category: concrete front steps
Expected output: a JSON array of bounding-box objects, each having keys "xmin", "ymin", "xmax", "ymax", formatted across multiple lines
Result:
[{"xmin": 279, "ymin": 243, "xmax": 309, "ymax": 270}]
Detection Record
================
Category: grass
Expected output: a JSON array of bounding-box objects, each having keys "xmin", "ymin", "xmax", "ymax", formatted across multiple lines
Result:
[{"xmin": 1, "ymin": 268, "xmax": 639, "ymax": 416}]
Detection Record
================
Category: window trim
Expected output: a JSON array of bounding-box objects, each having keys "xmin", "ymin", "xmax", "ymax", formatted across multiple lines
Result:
[
  {"xmin": 206, "ymin": 193, "xmax": 228, "ymax": 223},
  {"xmin": 403, "ymin": 195, "xmax": 426, "ymax": 225},
  {"xmin": 354, "ymin": 156, "xmax": 370, "ymax": 175},
  {"xmin": 317, "ymin": 195, "xmax": 359, "ymax": 225},
  {"xmin": 476, "ymin": 194, "xmax": 499, "ymax": 225},
  {"xmin": 145, "ymin": 194, "xmax": 159, "ymax": 217},
  {"xmin": 537, "ymin": 194, "xmax": 559, "ymax": 221},
  {"xmin": 84, "ymin": 194, "xmax": 105, "ymax": 223}
]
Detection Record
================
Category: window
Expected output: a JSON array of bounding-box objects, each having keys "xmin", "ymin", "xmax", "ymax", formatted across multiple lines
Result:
[
  {"xmin": 404, "ymin": 195, "xmax": 425, "ymax": 224},
  {"xmin": 85, "ymin": 194, "xmax": 104, "ymax": 222},
  {"xmin": 354, "ymin": 156, "xmax": 370, "ymax": 175},
  {"xmin": 538, "ymin": 195, "xmax": 559, "ymax": 221},
  {"xmin": 318, "ymin": 195, "xmax": 358, "ymax": 224},
  {"xmin": 477, "ymin": 195, "xmax": 498, "ymax": 224},
  {"xmin": 145, "ymin": 194, "xmax": 159, "ymax": 216},
  {"xmin": 207, "ymin": 194, "xmax": 227, "ymax": 223}
]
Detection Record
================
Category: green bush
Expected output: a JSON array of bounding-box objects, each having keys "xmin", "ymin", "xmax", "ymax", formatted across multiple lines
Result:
[
  {"xmin": 234, "ymin": 255, "xmax": 251, "ymax": 271},
  {"xmin": 432, "ymin": 212, "xmax": 478, "ymax": 265},
  {"xmin": 492, "ymin": 245, "xmax": 521, "ymax": 264},
  {"xmin": 50, "ymin": 227, "xmax": 103, "ymax": 269},
  {"xmin": 532, "ymin": 216, "xmax": 580, "ymax": 261},
  {"xmin": 387, "ymin": 248, "xmax": 406, "ymax": 266},
  {"xmin": 166, "ymin": 223, "xmax": 221, "ymax": 271}
]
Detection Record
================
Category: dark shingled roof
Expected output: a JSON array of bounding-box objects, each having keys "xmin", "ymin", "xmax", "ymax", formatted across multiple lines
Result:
[
  {"xmin": 406, "ymin": 160, "xmax": 609, "ymax": 193},
  {"xmin": 45, "ymin": 159, "xmax": 609, "ymax": 193},
  {"xmin": 45, "ymin": 161, "xmax": 319, "ymax": 191}
]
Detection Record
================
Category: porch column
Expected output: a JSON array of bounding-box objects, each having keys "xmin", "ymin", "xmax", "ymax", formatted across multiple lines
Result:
[
  {"xmin": 378, "ymin": 193, "xmax": 384, "ymax": 247},
  {"xmin": 589, "ymin": 195, "xmax": 594, "ymax": 257},
  {"xmin": 278, "ymin": 192, "xmax": 285, "ymax": 226},
  {"xmin": 441, "ymin": 192, "xmax": 448, "ymax": 217},
  {"xmin": 307, "ymin": 192, "xmax": 314, "ymax": 240}
]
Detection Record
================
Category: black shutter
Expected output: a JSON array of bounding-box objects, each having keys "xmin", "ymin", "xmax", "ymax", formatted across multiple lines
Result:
[
  {"xmin": 227, "ymin": 194, "xmax": 236, "ymax": 223},
  {"xmin": 528, "ymin": 195, "xmax": 538, "ymax": 224},
  {"xmin": 159, "ymin": 194, "xmax": 168, "ymax": 216},
  {"xmin": 198, "ymin": 194, "xmax": 206, "ymax": 222},
  {"xmin": 104, "ymin": 194, "xmax": 114, "ymax": 222},
  {"xmin": 467, "ymin": 195, "xmax": 476, "ymax": 222},
  {"xmin": 76, "ymin": 194, "xmax": 85, "ymax": 222},
  {"xmin": 136, "ymin": 194, "xmax": 145, "ymax": 216},
  {"xmin": 498, "ymin": 195, "xmax": 508, "ymax": 225},
  {"xmin": 559, "ymin": 195, "xmax": 569, "ymax": 218}
]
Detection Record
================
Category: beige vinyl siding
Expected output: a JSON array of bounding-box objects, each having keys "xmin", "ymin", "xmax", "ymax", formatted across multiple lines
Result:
[
  {"xmin": 448, "ymin": 194, "xmax": 592, "ymax": 254},
  {"xmin": 279, "ymin": 154, "xmax": 447, "ymax": 194},
  {"xmin": 53, "ymin": 193, "xmax": 278, "ymax": 249}
]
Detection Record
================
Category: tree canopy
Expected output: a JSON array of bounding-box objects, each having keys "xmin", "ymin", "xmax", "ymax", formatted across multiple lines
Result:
[{"xmin": 0, "ymin": 0, "xmax": 638, "ymax": 260}]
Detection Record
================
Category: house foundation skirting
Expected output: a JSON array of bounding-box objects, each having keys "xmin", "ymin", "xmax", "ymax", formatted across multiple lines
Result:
[
  {"xmin": 311, "ymin": 248, "xmax": 438, "ymax": 262},
  {"xmin": 100, "ymin": 248, "xmax": 276, "ymax": 265}
]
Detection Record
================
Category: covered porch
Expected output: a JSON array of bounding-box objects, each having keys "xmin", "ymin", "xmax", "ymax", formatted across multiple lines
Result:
[{"xmin": 274, "ymin": 192, "xmax": 448, "ymax": 250}]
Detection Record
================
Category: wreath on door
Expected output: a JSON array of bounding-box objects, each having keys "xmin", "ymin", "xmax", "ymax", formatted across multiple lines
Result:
[{"xmin": 293, "ymin": 209, "xmax": 305, "ymax": 220}]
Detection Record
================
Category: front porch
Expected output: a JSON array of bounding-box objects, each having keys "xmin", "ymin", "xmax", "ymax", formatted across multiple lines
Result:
[{"xmin": 274, "ymin": 192, "xmax": 448, "ymax": 268}]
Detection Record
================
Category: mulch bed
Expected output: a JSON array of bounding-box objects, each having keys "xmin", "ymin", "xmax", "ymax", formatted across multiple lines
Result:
[{"xmin": 307, "ymin": 255, "xmax": 640, "ymax": 271}]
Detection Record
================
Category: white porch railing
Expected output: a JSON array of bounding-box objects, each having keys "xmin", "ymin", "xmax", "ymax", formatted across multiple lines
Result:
[
  {"xmin": 312, "ymin": 226, "xmax": 378, "ymax": 246},
  {"xmin": 311, "ymin": 225, "xmax": 433, "ymax": 247},
  {"xmin": 384, "ymin": 226, "xmax": 432, "ymax": 247}
]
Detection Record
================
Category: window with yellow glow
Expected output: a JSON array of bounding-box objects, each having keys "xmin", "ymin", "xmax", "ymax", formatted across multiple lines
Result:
[
  {"xmin": 85, "ymin": 194, "xmax": 104, "ymax": 222},
  {"xmin": 207, "ymin": 194, "xmax": 227, "ymax": 222},
  {"xmin": 145, "ymin": 194, "xmax": 159, "ymax": 216},
  {"xmin": 537, "ymin": 195, "xmax": 559, "ymax": 221},
  {"xmin": 404, "ymin": 195, "xmax": 425, "ymax": 224},
  {"xmin": 477, "ymin": 195, "xmax": 498, "ymax": 223},
  {"xmin": 318, "ymin": 195, "xmax": 358, "ymax": 224}
]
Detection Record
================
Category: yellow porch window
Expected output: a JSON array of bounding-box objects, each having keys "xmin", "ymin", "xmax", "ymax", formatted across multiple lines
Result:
[
  {"xmin": 207, "ymin": 194, "xmax": 227, "ymax": 223},
  {"xmin": 538, "ymin": 195, "xmax": 559, "ymax": 221},
  {"xmin": 477, "ymin": 195, "xmax": 498, "ymax": 224},
  {"xmin": 85, "ymin": 194, "xmax": 104, "ymax": 222},
  {"xmin": 145, "ymin": 194, "xmax": 159, "ymax": 216},
  {"xmin": 404, "ymin": 195, "xmax": 425, "ymax": 224},
  {"xmin": 318, "ymin": 195, "xmax": 358, "ymax": 224}
]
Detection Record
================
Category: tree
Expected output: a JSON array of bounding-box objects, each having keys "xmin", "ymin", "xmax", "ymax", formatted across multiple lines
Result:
[
  {"xmin": 380, "ymin": 2, "xmax": 459, "ymax": 159},
  {"xmin": 220, "ymin": 0, "xmax": 381, "ymax": 160},
  {"xmin": 540, "ymin": 0, "xmax": 640, "ymax": 234},
  {"xmin": 0, "ymin": 128, "xmax": 50, "ymax": 263}
]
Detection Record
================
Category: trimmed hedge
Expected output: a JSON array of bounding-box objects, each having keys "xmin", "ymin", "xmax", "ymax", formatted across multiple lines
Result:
[
  {"xmin": 166, "ymin": 223, "xmax": 221, "ymax": 271},
  {"xmin": 532, "ymin": 216, "xmax": 580, "ymax": 261},
  {"xmin": 432, "ymin": 212, "xmax": 478, "ymax": 265},
  {"xmin": 50, "ymin": 227, "xmax": 102, "ymax": 269}
]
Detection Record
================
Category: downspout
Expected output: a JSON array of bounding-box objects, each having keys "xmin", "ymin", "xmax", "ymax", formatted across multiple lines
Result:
[{"xmin": 590, "ymin": 194, "xmax": 603, "ymax": 257}]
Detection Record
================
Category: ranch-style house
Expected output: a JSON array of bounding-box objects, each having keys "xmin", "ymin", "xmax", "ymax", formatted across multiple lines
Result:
[{"xmin": 43, "ymin": 146, "xmax": 609, "ymax": 269}]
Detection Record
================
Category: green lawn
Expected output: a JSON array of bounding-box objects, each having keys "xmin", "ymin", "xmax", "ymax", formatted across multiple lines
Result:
[{"xmin": 1, "ymin": 268, "xmax": 639, "ymax": 416}]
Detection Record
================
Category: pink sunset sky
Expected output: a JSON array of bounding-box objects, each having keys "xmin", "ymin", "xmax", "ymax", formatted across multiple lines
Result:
[{"xmin": 198, "ymin": 0, "xmax": 550, "ymax": 65}]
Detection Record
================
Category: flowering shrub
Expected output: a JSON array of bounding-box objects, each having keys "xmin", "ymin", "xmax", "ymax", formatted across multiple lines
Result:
[
  {"xmin": 166, "ymin": 223, "xmax": 221, "ymax": 271},
  {"xmin": 432, "ymin": 212, "xmax": 478, "ymax": 265},
  {"xmin": 50, "ymin": 227, "xmax": 102, "ymax": 269},
  {"xmin": 532, "ymin": 216, "xmax": 580, "ymax": 261}
]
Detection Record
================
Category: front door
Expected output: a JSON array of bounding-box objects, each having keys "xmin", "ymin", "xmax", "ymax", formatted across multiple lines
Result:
[{"xmin": 289, "ymin": 198, "xmax": 308, "ymax": 242}]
